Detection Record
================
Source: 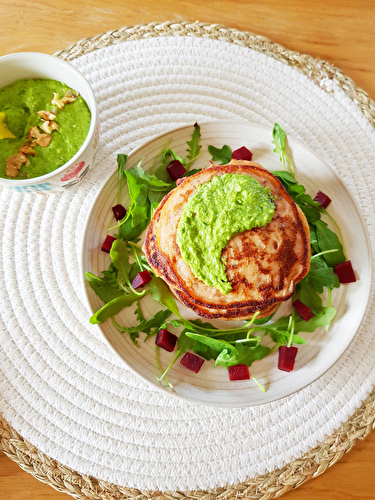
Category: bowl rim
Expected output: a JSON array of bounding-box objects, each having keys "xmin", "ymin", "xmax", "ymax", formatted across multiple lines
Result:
[{"xmin": 0, "ymin": 51, "xmax": 98, "ymax": 186}]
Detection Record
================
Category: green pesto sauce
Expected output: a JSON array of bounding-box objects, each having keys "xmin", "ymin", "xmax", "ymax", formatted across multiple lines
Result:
[
  {"xmin": 176, "ymin": 173, "xmax": 275, "ymax": 295},
  {"xmin": 0, "ymin": 78, "xmax": 91, "ymax": 179}
]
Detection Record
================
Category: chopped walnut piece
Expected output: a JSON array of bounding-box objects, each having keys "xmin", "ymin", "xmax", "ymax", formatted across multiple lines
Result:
[
  {"xmin": 40, "ymin": 120, "xmax": 59, "ymax": 134},
  {"xmin": 6, "ymin": 153, "xmax": 30, "ymax": 178},
  {"xmin": 27, "ymin": 126, "xmax": 52, "ymax": 147},
  {"xmin": 37, "ymin": 110, "xmax": 57, "ymax": 121},
  {"xmin": 19, "ymin": 142, "xmax": 36, "ymax": 156},
  {"xmin": 51, "ymin": 90, "xmax": 78, "ymax": 110},
  {"xmin": 37, "ymin": 134, "xmax": 52, "ymax": 147},
  {"xmin": 51, "ymin": 93, "xmax": 64, "ymax": 110}
]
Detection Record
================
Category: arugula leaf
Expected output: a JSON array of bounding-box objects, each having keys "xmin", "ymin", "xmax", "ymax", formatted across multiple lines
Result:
[
  {"xmin": 186, "ymin": 123, "xmax": 202, "ymax": 168},
  {"xmin": 256, "ymin": 316, "xmax": 305, "ymax": 346},
  {"xmin": 89, "ymin": 292, "xmax": 146, "ymax": 324},
  {"xmin": 118, "ymin": 170, "xmax": 150, "ymax": 241},
  {"xmin": 109, "ymin": 239, "xmax": 132, "ymax": 286},
  {"xmin": 134, "ymin": 299, "xmax": 145, "ymax": 323},
  {"xmin": 85, "ymin": 268, "xmax": 124, "ymax": 304},
  {"xmin": 191, "ymin": 342, "xmax": 220, "ymax": 361},
  {"xmin": 208, "ymin": 144, "xmax": 232, "ymax": 164},
  {"xmin": 271, "ymin": 170, "xmax": 296, "ymax": 185},
  {"xmin": 143, "ymin": 310, "xmax": 173, "ymax": 338},
  {"xmin": 314, "ymin": 220, "xmax": 346, "ymax": 267},
  {"xmin": 191, "ymin": 342, "xmax": 218, "ymax": 361},
  {"xmin": 119, "ymin": 217, "xmax": 149, "ymax": 242},
  {"xmin": 162, "ymin": 148, "xmax": 186, "ymax": 166},
  {"xmin": 123, "ymin": 170, "xmax": 150, "ymax": 227},
  {"xmin": 115, "ymin": 309, "xmax": 172, "ymax": 345},
  {"xmin": 176, "ymin": 329, "xmax": 197, "ymax": 355},
  {"xmin": 309, "ymin": 225, "xmax": 320, "ymax": 253},
  {"xmin": 272, "ymin": 123, "xmax": 294, "ymax": 175},
  {"xmin": 272, "ymin": 170, "xmax": 323, "ymax": 224},
  {"xmin": 165, "ymin": 316, "xmax": 256, "ymax": 339},
  {"xmin": 148, "ymin": 276, "xmax": 181, "ymax": 317},
  {"xmin": 304, "ymin": 258, "xmax": 340, "ymax": 293},
  {"xmin": 297, "ymin": 257, "xmax": 340, "ymax": 314},
  {"xmin": 117, "ymin": 154, "xmax": 128, "ymax": 203},
  {"xmin": 294, "ymin": 307, "xmax": 336, "ymax": 333},
  {"xmin": 269, "ymin": 328, "xmax": 306, "ymax": 346},
  {"xmin": 215, "ymin": 343, "xmax": 270, "ymax": 369},
  {"xmin": 273, "ymin": 165, "xmax": 346, "ymax": 269},
  {"xmin": 128, "ymin": 165, "xmax": 174, "ymax": 192},
  {"xmin": 298, "ymin": 279, "xmax": 323, "ymax": 315},
  {"xmin": 185, "ymin": 332, "xmax": 233, "ymax": 353}
]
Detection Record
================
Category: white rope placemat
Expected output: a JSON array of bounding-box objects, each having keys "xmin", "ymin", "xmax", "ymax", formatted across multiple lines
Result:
[{"xmin": 1, "ymin": 23, "xmax": 375, "ymax": 494}]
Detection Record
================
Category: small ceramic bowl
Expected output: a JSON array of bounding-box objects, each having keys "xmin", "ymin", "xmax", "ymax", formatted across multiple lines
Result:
[{"xmin": 0, "ymin": 52, "xmax": 99, "ymax": 193}]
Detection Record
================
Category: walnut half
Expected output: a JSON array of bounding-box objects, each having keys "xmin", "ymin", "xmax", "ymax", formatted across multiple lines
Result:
[
  {"xmin": 37, "ymin": 110, "xmax": 57, "ymax": 121},
  {"xmin": 27, "ymin": 126, "xmax": 52, "ymax": 147},
  {"xmin": 6, "ymin": 153, "xmax": 30, "ymax": 178},
  {"xmin": 40, "ymin": 120, "xmax": 59, "ymax": 134},
  {"xmin": 19, "ymin": 142, "xmax": 36, "ymax": 156},
  {"xmin": 51, "ymin": 89, "xmax": 78, "ymax": 110}
]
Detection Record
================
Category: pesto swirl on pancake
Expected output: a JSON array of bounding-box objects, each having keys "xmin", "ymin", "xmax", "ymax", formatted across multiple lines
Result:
[{"xmin": 143, "ymin": 160, "xmax": 310, "ymax": 320}]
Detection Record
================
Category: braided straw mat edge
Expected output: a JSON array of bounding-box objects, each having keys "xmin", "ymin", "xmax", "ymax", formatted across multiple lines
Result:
[{"xmin": 1, "ymin": 20, "xmax": 375, "ymax": 500}]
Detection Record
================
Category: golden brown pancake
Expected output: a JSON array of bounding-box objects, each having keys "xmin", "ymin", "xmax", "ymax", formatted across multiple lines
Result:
[{"xmin": 143, "ymin": 160, "xmax": 310, "ymax": 320}]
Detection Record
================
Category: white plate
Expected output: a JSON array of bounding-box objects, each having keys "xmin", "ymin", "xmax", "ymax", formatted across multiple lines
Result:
[{"xmin": 80, "ymin": 121, "xmax": 372, "ymax": 407}]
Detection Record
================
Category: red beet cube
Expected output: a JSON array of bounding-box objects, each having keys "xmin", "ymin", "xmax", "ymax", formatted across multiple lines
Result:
[
  {"xmin": 293, "ymin": 299, "xmax": 314, "ymax": 321},
  {"xmin": 180, "ymin": 352, "xmax": 205, "ymax": 373},
  {"xmin": 278, "ymin": 345, "xmax": 298, "ymax": 372},
  {"xmin": 131, "ymin": 270, "xmax": 152, "ymax": 289},
  {"xmin": 228, "ymin": 364, "xmax": 250, "ymax": 381},
  {"xmin": 155, "ymin": 329, "xmax": 178, "ymax": 352},
  {"xmin": 231, "ymin": 146, "xmax": 253, "ymax": 161},
  {"xmin": 313, "ymin": 190, "xmax": 332, "ymax": 209},
  {"xmin": 166, "ymin": 160, "xmax": 187, "ymax": 181},
  {"xmin": 101, "ymin": 235, "xmax": 116, "ymax": 253},
  {"xmin": 112, "ymin": 204, "xmax": 127, "ymax": 221},
  {"xmin": 334, "ymin": 260, "xmax": 356, "ymax": 283}
]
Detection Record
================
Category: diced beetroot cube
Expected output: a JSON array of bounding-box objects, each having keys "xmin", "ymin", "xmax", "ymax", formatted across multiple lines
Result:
[
  {"xmin": 293, "ymin": 299, "xmax": 314, "ymax": 321},
  {"xmin": 155, "ymin": 329, "xmax": 178, "ymax": 352},
  {"xmin": 231, "ymin": 146, "xmax": 253, "ymax": 161},
  {"xmin": 278, "ymin": 345, "xmax": 298, "ymax": 372},
  {"xmin": 313, "ymin": 190, "xmax": 332, "ymax": 209},
  {"xmin": 334, "ymin": 260, "xmax": 357, "ymax": 283},
  {"xmin": 131, "ymin": 270, "xmax": 152, "ymax": 289},
  {"xmin": 180, "ymin": 352, "xmax": 205, "ymax": 373},
  {"xmin": 167, "ymin": 160, "xmax": 187, "ymax": 181},
  {"xmin": 228, "ymin": 364, "xmax": 250, "ymax": 381},
  {"xmin": 101, "ymin": 235, "xmax": 116, "ymax": 253},
  {"xmin": 112, "ymin": 204, "xmax": 127, "ymax": 221}
]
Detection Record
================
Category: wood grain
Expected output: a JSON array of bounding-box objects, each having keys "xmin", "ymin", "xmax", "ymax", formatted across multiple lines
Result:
[
  {"xmin": 1, "ymin": 0, "xmax": 374, "ymax": 100},
  {"xmin": 0, "ymin": 1, "xmax": 374, "ymax": 499}
]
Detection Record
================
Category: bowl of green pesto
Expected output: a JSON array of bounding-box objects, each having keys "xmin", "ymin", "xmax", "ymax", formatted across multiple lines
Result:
[{"xmin": 0, "ymin": 52, "xmax": 99, "ymax": 193}]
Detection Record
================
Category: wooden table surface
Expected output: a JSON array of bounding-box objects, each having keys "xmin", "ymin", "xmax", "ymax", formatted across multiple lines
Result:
[{"xmin": 1, "ymin": 1, "xmax": 374, "ymax": 499}]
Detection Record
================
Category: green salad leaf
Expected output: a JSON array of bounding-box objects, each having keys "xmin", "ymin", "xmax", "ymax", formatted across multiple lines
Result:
[
  {"xmin": 186, "ymin": 123, "xmax": 202, "ymax": 167},
  {"xmin": 89, "ymin": 292, "xmax": 146, "ymax": 325},
  {"xmin": 208, "ymin": 144, "xmax": 232, "ymax": 164},
  {"xmin": 215, "ymin": 343, "xmax": 270, "ymax": 369},
  {"xmin": 272, "ymin": 122, "xmax": 294, "ymax": 175}
]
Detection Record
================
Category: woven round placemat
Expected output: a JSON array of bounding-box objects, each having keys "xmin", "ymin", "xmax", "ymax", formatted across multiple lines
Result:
[{"xmin": 1, "ymin": 21, "xmax": 375, "ymax": 500}]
